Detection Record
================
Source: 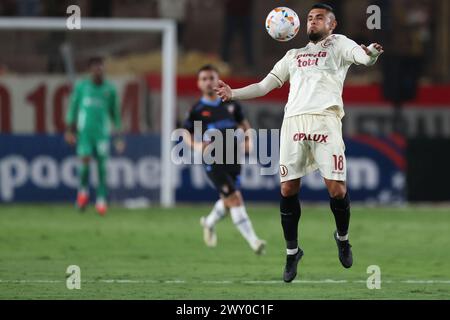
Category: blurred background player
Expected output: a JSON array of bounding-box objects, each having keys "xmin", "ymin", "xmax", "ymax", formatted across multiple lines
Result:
[
  {"xmin": 182, "ymin": 64, "xmax": 266, "ymax": 254},
  {"xmin": 64, "ymin": 56, "xmax": 125, "ymax": 216}
]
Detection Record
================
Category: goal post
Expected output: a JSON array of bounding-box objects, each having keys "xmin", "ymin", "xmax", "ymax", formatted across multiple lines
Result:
[{"xmin": 0, "ymin": 17, "xmax": 177, "ymax": 208}]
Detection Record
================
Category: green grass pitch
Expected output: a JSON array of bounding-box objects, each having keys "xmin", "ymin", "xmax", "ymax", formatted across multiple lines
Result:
[{"xmin": 0, "ymin": 204, "xmax": 449, "ymax": 299}]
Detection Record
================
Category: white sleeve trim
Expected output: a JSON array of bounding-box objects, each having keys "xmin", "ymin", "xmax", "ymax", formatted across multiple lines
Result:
[{"xmin": 268, "ymin": 72, "xmax": 284, "ymax": 88}]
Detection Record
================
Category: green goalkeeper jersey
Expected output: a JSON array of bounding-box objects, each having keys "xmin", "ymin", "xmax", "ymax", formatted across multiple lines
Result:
[{"xmin": 65, "ymin": 78, "xmax": 121, "ymax": 137}]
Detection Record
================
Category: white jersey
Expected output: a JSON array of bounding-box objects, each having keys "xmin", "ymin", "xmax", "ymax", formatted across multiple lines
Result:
[{"xmin": 269, "ymin": 34, "xmax": 362, "ymax": 119}]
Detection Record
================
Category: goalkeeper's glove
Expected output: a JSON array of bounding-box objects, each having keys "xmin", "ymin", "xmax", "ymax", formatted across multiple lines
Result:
[
  {"xmin": 114, "ymin": 135, "xmax": 126, "ymax": 154},
  {"xmin": 64, "ymin": 126, "xmax": 76, "ymax": 146}
]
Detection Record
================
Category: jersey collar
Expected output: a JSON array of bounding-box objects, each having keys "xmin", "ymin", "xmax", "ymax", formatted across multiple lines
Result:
[{"xmin": 308, "ymin": 34, "xmax": 333, "ymax": 47}]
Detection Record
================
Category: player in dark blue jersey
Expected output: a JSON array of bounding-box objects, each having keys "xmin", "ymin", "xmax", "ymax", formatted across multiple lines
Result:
[{"xmin": 182, "ymin": 64, "xmax": 266, "ymax": 255}]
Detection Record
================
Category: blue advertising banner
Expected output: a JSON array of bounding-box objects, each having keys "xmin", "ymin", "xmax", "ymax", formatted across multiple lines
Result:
[
  {"xmin": 0, "ymin": 134, "xmax": 405, "ymax": 204},
  {"xmin": 0, "ymin": 135, "xmax": 161, "ymax": 203}
]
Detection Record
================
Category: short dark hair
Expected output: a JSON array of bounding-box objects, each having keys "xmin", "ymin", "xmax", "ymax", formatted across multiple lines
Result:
[
  {"xmin": 311, "ymin": 3, "xmax": 334, "ymax": 13},
  {"xmin": 197, "ymin": 64, "xmax": 219, "ymax": 76},
  {"xmin": 88, "ymin": 56, "xmax": 104, "ymax": 67}
]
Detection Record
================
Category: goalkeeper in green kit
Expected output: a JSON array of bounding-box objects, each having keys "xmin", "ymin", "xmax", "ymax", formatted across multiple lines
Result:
[{"xmin": 64, "ymin": 56, "xmax": 125, "ymax": 216}]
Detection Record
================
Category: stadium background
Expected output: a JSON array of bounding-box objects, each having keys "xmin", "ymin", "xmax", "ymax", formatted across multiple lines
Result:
[
  {"xmin": 1, "ymin": 0, "xmax": 447, "ymax": 205},
  {"xmin": 0, "ymin": 0, "xmax": 449, "ymax": 300}
]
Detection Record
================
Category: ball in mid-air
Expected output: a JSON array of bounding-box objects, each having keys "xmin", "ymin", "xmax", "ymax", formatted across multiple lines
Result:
[{"xmin": 265, "ymin": 7, "xmax": 300, "ymax": 42}]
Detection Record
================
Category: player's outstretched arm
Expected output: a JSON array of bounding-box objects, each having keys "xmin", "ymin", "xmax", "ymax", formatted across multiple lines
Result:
[
  {"xmin": 64, "ymin": 82, "xmax": 81, "ymax": 146},
  {"xmin": 353, "ymin": 43, "xmax": 384, "ymax": 66},
  {"xmin": 214, "ymin": 75, "xmax": 280, "ymax": 102},
  {"xmin": 109, "ymin": 88, "xmax": 126, "ymax": 154}
]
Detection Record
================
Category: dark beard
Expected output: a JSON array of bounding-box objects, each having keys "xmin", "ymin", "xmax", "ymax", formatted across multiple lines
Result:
[{"xmin": 308, "ymin": 31, "xmax": 324, "ymax": 42}]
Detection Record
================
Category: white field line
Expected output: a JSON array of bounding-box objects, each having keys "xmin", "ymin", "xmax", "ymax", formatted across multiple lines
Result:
[{"xmin": 1, "ymin": 279, "xmax": 450, "ymax": 284}]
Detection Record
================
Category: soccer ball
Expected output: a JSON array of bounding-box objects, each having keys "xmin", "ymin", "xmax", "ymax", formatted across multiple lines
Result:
[{"xmin": 265, "ymin": 7, "xmax": 300, "ymax": 42}]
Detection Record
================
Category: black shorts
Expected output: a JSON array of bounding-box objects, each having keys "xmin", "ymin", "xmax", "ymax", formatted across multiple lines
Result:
[{"xmin": 205, "ymin": 164, "xmax": 241, "ymax": 197}]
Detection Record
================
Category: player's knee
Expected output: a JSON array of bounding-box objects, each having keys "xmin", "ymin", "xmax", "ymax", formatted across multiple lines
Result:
[
  {"xmin": 224, "ymin": 191, "xmax": 242, "ymax": 207},
  {"xmin": 280, "ymin": 182, "xmax": 299, "ymax": 198},
  {"xmin": 329, "ymin": 185, "xmax": 347, "ymax": 199}
]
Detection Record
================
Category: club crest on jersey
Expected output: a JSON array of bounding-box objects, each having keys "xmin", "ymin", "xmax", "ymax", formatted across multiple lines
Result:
[
  {"xmin": 227, "ymin": 104, "xmax": 235, "ymax": 114},
  {"xmin": 279, "ymin": 165, "xmax": 288, "ymax": 177},
  {"xmin": 321, "ymin": 35, "xmax": 337, "ymax": 48},
  {"xmin": 293, "ymin": 133, "xmax": 328, "ymax": 143}
]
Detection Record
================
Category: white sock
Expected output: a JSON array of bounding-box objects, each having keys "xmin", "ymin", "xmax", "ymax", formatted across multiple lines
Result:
[
  {"xmin": 230, "ymin": 205, "xmax": 259, "ymax": 249},
  {"xmin": 286, "ymin": 248, "xmax": 298, "ymax": 255},
  {"xmin": 337, "ymin": 232, "xmax": 349, "ymax": 241},
  {"xmin": 204, "ymin": 199, "xmax": 226, "ymax": 228}
]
